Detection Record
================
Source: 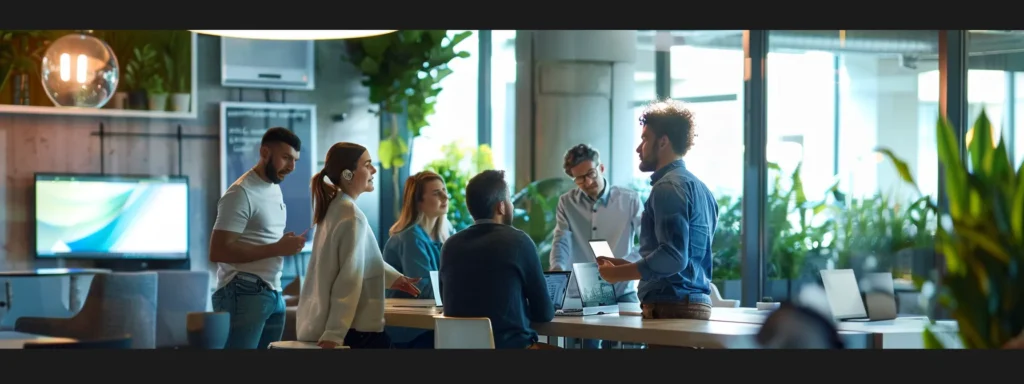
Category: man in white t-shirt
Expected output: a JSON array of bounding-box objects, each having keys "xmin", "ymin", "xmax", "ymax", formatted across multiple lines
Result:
[{"xmin": 209, "ymin": 127, "xmax": 307, "ymax": 349}]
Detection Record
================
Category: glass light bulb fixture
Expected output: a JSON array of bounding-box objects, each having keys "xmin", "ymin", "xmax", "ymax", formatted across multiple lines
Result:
[
  {"xmin": 41, "ymin": 31, "xmax": 119, "ymax": 108},
  {"xmin": 190, "ymin": 30, "xmax": 395, "ymax": 40}
]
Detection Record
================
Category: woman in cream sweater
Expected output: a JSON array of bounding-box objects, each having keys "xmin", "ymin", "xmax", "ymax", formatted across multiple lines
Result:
[{"xmin": 296, "ymin": 142, "xmax": 421, "ymax": 349}]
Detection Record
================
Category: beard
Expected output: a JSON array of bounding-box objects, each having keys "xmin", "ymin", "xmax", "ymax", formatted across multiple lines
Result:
[
  {"xmin": 639, "ymin": 154, "xmax": 657, "ymax": 172},
  {"xmin": 264, "ymin": 162, "xmax": 286, "ymax": 184}
]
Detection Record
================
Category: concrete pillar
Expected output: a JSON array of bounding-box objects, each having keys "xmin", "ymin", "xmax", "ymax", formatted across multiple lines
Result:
[{"xmin": 514, "ymin": 30, "xmax": 637, "ymax": 189}]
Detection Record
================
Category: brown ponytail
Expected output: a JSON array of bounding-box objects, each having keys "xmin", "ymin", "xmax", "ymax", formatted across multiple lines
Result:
[
  {"xmin": 310, "ymin": 169, "xmax": 337, "ymax": 226},
  {"xmin": 311, "ymin": 142, "xmax": 369, "ymax": 226}
]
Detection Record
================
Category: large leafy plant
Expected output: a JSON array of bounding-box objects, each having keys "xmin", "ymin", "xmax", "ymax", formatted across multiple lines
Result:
[
  {"xmin": 878, "ymin": 110, "xmax": 1024, "ymax": 349},
  {"xmin": 424, "ymin": 141, "xmax": 493, "ymax": 231},
  {"xmin": 345, "ymin": 30, "xmax": 472, "ymax": 216},
  {"xmin": 511, "ymin": 178, "xmax": 576, "ymax": 271}
]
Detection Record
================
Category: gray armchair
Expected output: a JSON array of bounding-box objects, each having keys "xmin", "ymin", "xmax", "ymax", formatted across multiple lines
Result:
[{"xmin": 14, "ymin": 272, "xmax": 158, "ymax": 349}]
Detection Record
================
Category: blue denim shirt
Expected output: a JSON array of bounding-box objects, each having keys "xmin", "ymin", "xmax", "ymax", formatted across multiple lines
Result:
[{"xmin": 635, "ymin": 159, "xmax": 718, "ymax": 305}]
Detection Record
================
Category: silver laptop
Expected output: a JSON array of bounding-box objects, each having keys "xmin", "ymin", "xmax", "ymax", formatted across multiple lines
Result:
[
  {"xmin": 820, "ymin": 269, "xmax": 897, "ymax": 322},
  {"xmin": 557, "ymin": 262, "xmax": 619, "ymax": 316},
  {"xmin": 543, "ymin": 271, "xmax": 573, "ymax": 314},
  {"xmin": 388, "ymin": 270, "xmax": 442, "ymax": 308},
  {"xmin": 430, "ymin": 270, "xmax": 442, "ymax": 307}
]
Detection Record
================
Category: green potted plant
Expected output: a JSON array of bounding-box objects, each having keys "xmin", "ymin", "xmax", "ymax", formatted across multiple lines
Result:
[
  {"xmin": 345, "ymin": 30, "xmax": 472, "ymax": 218},
  {"xmin": 0, "ymin": 30, "xmax": 53, "ymax": 105},
  {"xmin": 424, "ymin": 141, "xmax": 494, "ymax": 231},
  {"xmin": 143, "ymin": 73, "xmax": 167, "ymax": 111},
  {"xmin": 878, "ymin": 110, "xmax": 1024, "ymax": 349},
  {"xmin": 123, "ymin": 44, "xmax": 161, "ymax": 110},
  {"xmin": 163, "ymin": 31, "xmax": 191, "ymax": 113},
  {"xmin": 511, "ymin": 177, "xmax": 576, "ymax": 270}
]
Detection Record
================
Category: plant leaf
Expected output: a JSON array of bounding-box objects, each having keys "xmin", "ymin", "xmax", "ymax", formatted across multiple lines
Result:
[
  {"xmin": 937, "ymin": 117, "xmax": 967, "ymax": 219},
  {"xmin": 1012, "ymin": 162, "xmax": 1024, "ymax": 243},
  {"xmin": 923, "ymin": 327, "xmax": 946, "ymax": 349}
]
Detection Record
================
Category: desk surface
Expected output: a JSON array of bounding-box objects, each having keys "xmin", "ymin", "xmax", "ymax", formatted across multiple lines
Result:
[
  {"xmin": 0, "ymin": 331, "xmax": 77, "ymax": 349},
  {"xmin": 0, "ymin": 268, "xmax": 112, "ymax": 277},
  {"xmin": 384, "ymin": 299, "xmax": 870, "ymax": 348},
  {"xmin": 709, "ymin": 307, "xmax": 958, "ymax": 334}
]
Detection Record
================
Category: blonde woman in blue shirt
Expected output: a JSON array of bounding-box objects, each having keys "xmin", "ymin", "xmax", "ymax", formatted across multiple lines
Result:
[{"xmin": 382, "ymin": 170, "xmax": 452, "ymax": 348}]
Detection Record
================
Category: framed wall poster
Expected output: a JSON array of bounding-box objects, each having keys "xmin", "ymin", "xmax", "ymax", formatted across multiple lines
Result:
[{"xmin": 219, "ymin": 102, "xmax": 317, "ymax": 252}]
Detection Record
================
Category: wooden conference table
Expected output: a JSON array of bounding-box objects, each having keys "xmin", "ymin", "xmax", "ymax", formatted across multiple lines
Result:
[
  {"xmin": 0, "ymin": 331, "xmax": 76, "ymax": 349},
  {"xmin": 385, "ymin": 299, "xmax": 880, "ymax": 349}
]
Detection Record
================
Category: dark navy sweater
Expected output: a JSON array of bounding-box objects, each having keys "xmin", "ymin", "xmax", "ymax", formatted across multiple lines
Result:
[{"xmin": 438, "ymin": 221, "xmax": 554, "ymax": 349}]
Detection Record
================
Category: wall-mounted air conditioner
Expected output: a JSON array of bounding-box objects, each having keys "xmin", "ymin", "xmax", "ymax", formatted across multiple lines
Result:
[{"xmin": 221, "ymin": 37, "xmax": 315, "ymax": 90}]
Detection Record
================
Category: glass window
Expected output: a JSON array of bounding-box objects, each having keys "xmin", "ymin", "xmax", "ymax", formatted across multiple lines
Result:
[
  {"xmin": 490, "ymin": 30, "xmax": 517, "ymax": 181},
  {"xmin": 965, "ymin": 31, "xmax": 1024, "ymax": 165},
  {"xmin": 766, "ymin": 31, "xmax": 940, "ymax": 313},
  {"xmin": 635, "ymin": 30, "xmax": 746, "ymax": 299},
  {"xmin": 409, "ymin": 30, "xmax": 479, "ymax": 173}
]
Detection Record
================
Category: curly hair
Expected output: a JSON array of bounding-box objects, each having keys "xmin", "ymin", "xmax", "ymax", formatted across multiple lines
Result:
[
  {"xmin": 639, "ymin": 98, "xmax": 696, "ymax": 156},
  {"xmin": 562, "ymin": 144, "xmax": 600, "ymax": 177}
]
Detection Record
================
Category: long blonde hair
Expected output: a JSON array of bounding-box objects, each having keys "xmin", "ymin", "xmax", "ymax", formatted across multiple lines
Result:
[
  {"xmin": 389, "ymin": 171, "xmax": 451, "ymax": 242},
  {"xmin": 310, "ymin": 142, "xmax": 367, "ymax": 226}
]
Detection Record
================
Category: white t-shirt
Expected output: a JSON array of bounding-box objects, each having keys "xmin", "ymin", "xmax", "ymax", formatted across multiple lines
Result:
[{"xmin": 212, "ymin": 169, "xmax": 288, "ymax": 291}]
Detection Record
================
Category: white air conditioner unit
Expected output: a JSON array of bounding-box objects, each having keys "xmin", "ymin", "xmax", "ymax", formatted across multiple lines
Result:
[{"xmin": 220, "ymin": 37, "xmax": 315, "ymax": 90}]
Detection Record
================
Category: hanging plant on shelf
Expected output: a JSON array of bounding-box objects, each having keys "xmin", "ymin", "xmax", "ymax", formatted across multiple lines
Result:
[{"xmin": 344, "ymin": 30, "xmax": 472, "ymax": 217}]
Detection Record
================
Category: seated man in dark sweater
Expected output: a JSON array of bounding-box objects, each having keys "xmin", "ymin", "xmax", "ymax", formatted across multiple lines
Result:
[{"xmin": 438, "ymin": 170, "xmax": 557, "ymax": 349}]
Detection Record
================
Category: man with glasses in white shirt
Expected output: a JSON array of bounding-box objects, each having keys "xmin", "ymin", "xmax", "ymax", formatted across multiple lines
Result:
[{"xmin": 549, "ymin": 144, "xmax": 642, "ymax": 349}]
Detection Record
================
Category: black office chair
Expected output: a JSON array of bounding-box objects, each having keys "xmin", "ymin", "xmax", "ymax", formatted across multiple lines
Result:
[
  {"xmin": 756, "ymin": 302, "xmax": 844, "ymax": 349},
  {"xmin": 23, "ymin": 335, "xmax": 133, "ymax": 349}
]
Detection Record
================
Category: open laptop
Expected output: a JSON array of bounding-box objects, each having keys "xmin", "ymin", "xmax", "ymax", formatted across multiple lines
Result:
[
  {"xmin": 543, "ymin": 271, "xmax": 573, "ymax": 314},
  {"xmin": 819, "ymin": 269, "xmax": 897, "ymax": 322},
  {"xmin": 556, "ymin": 262, "xmax": 620, "ymax": 316},
  {"xmin": 388, "ymin": 270, "xmax": 443, "ymax": 308}
]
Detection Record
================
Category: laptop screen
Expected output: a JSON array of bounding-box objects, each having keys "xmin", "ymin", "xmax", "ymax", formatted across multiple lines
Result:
[
  {"xmin": 543, "ymin": 271, "xmax": 572, "ymax": 309},
  {"xmin": 429, "ymin": 270, "xmax": 442, "ymax": 307},
  {"xmin": 572, "ymin": 262, "xmax": 617, "ymax": 307},
  {"xmin": 820, "ymin": 269, "xmax": 868, "ymax": 320}
]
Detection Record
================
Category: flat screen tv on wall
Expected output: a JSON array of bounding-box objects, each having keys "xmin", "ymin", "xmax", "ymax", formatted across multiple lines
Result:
[{"xmin": 33, "ymin": 173, "xmax": 189, "ymax": 260}]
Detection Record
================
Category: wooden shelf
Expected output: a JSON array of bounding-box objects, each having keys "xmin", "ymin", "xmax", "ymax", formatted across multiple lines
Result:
[
  {"xmin": 0, "ymin": 31, "xmax": 199, "ymax": 121},
  {"xmin": 0, "ymin": 104, "xmax": 197, "ymax": 119}
]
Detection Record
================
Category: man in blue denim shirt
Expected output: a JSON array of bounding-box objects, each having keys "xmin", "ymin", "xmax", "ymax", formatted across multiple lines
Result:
[{"xmin": 597, "ymin": 99, "xmax": 718, "ymax": 325}]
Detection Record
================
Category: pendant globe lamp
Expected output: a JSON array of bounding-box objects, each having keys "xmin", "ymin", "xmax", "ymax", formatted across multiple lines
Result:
[{"xmin": 40, "ymin": 30, "xmax": 119, "ymax": 108}]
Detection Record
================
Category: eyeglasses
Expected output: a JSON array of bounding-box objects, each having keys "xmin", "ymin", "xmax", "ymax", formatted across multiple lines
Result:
[{"xmin": 571, "ymin": 169, "xmax": 599, "ymax": 185}]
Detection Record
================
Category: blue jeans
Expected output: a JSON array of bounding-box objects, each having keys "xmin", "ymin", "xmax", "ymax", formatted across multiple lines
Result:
[{"xmin": 212, "ymin": 273, "xmax": 286, "ymax": 349}]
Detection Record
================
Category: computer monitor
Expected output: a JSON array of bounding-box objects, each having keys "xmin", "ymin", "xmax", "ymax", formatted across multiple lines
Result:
[{"xmin": 33, "ymin": 173, "xmax": 189, "ymax": 260}]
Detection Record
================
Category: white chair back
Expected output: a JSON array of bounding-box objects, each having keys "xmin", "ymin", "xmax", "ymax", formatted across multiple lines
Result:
[
  {"xmin": 434, "ymin": 317, "xmax": 494, "ymax": 349},
  {"xmin": 710, "ymin": 283, "xmax": 740, "ymax": 308}
]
